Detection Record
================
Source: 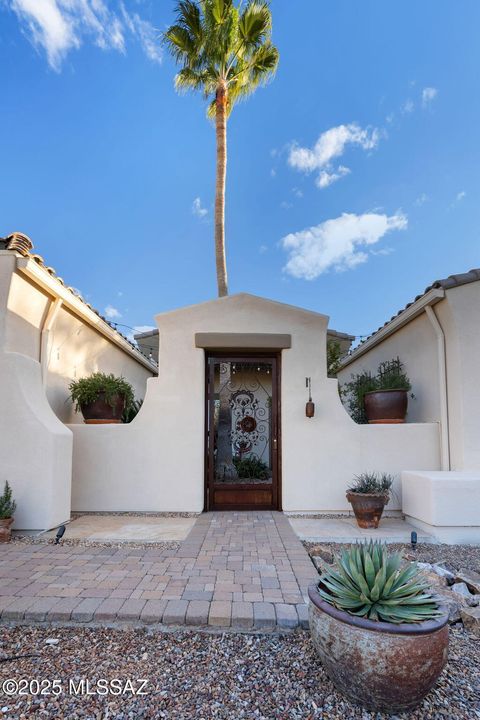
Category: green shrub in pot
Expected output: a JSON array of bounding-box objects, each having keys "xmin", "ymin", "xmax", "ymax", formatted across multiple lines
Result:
[
  {"xmin": 318, "ymin": 540, "xmax": 441, "ymax": 623},
  {"xmin": 69, "ymin": 373, "xmax": 134, "ymax": 423},
  {"xmin": 346, "ymin": 472, "xmax": 394, "ymax": 529},
  {"xmin": 308, "ymin": 540, "xmax": 448, "ymax": 712},
  {"xmin": 0, "ymin": 481, "xmax": 16, "ymax": 543}
]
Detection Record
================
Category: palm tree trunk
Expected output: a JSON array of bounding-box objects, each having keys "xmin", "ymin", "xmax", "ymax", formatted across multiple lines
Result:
[{"xmin": 215, "ymin": 83, "xmax": 228, "ymax": 297}]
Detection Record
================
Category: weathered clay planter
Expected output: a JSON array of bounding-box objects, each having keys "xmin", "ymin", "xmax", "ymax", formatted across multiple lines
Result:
[
  {"xmin": 308, "ymin": 583, "xmax": 449, "ymax": 713},
  {"xmin": 364, "ymin": 389, "xmax": 408, "ymax": 423},
  {"xmin": 0, "ymin": 517, "xmax": 14, "ymax": 543},
  {"xmin": 80, "ymin": 393, "xmax": 125, "ymax": 424},
  {"xmin": 346, "ymin": 491, "xmax": 389, "ymax": 529}
]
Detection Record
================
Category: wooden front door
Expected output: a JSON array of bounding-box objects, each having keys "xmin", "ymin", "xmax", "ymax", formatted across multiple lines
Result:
[{"xmin": 205, "ymin": 353, "xmax": 281, "ymax": 511}]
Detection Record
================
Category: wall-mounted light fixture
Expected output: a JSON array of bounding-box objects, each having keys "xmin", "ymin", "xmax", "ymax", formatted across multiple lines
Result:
[{"xmin": 305, "ymin": 377, "xmax": 315, "ymax": 418}]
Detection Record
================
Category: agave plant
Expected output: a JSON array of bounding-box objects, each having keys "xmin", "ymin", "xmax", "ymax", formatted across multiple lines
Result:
[{"xmin": 318, "ymin": 540, "xmax": 442, "ymax": 624}]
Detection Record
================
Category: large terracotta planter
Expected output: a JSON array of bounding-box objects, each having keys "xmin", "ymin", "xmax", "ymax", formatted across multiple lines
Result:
[
  {"xmin": 346, "ymin": 491, "xmax": 389, "ymax": 529},
  {"xmin": 364, "ymin": 389, "xmax": 408, "ymax": 423},
  {"xmin": 80, "ymin": 393, "xmax": 125, "ymax": 424},
  {"xmin": 308, "ymin": 583, "xmax": 449, "ymax": 713},
  {"xmin": 0, "ymin": 517, "xmax": 14, "ymax": 543}
]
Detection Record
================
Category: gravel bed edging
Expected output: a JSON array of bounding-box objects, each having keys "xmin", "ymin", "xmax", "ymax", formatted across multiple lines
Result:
[{"xmin": 0, "ymin": 624, "xmax": 478, "ymax": 719}]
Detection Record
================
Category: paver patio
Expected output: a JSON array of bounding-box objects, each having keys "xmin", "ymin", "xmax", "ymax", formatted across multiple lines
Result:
[{"xmin": 0, "ymin": 512, "xmax": 316, "ymax": 630}]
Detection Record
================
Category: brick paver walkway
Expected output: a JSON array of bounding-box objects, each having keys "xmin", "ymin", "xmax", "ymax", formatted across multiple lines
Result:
[{"xmin": 0, "ymin": 512, "xmax": 316, "ymax": 630}]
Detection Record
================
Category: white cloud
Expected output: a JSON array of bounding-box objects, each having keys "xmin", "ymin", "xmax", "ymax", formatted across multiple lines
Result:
[
  {"xmin": 259, "ymin": 244, "xmax": 268, "ymax": 254},
  {"xmin": 281, "ymin": 211, "xmax": 407, "ymax": 280},
  {"xmin": 8, "ymin": 0, "xmax": 160, "ymax": 70},
  {"xmin": 402, "ymin": 99, "xmax": 414, "ymax": 114},
  {"xmin": 456, "ymin": 190, "xmax": 466, "ymax": 202},
  {"xmin": 292, "ymin": 187, "xmax": 303, "ymax": 198},
  {"xmin": 317, "ymin": 165, "xmax": 351, "ymax": 189},
  {"xmin": 192, "ymin": 197, "xmax": 208, "ymax": 218},
  {"xmin": 288, "ymin": 123, "xmax": 380, "ymax": 189},
  {"xmin": 104, "ymin": 304, "xmax": 122, "ymax": 319},
  {"xmin": 422, "ymin": 87, "xmax": 438, "ymax": 108}
]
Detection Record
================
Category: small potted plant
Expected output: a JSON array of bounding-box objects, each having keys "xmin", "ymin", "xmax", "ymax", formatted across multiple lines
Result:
[
  {"xmin": 0, "ymin": 481, "xmax": 16, "ymax": 542},
  {"xmin": 69, "ymin": 372, "xmax": 134, "ymax": 424},
  {"xmin": 364, "ymin": 357, "xmax": 412, "ymax": 423},
  {"xmin": 346, "ymin": 472, "xmax": 393, "ymax": 528},
  {"xmin": 309, "ymin": 541, "xmax": 449, "ymax": 713}
]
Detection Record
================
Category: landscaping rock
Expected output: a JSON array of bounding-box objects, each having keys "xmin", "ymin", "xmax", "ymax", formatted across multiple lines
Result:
[
  {"xmin": 455, "ymin": 568, "xmax": 480, "ymax": 594},
  {"xmin": 417, "ymin": 561, "xmax": 455, "ymax": 585},
  {"xmin": 460, "ymin": 606, "xmax": 480, "ymax": 637},
  {"xmin": 312, "ymin": 545, "xmax": 335, "ymax": 564},
  {"xmin": 434, "ymin": 587, "xmax": 467, "ymax": 624},
  {"xmin": 451, "ymin": 582, "xmax": 479, "ymax": 607},
  {"xmin": 419, "ymin": 568, "xmax": 449, "ymax": 589}
]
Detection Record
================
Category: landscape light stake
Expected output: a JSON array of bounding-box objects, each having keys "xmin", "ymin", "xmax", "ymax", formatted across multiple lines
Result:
[
  {"xmin": 55, "ymin": 525, "xmax": 66, "ymax": 544},
  {"xmin": 411, "ymin": 530, "xmax": 418, "ymax": 551}
]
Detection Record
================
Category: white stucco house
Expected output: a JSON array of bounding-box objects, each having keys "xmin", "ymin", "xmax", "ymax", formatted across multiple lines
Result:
[
  {"xmin": 1, "ymin": 232, "xmax": 479, "ymax": 542},
  {"xmin": 338, "ymin": 269, "xmax": 480, "ymax": 540}
]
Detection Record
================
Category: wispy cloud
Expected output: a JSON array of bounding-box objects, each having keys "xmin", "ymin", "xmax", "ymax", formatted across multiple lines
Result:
[
  {"xmin": 192, "ymin": 197, "xmax": 208, "ymax": 219},
  {"xmin": 120, "ymin": 4, "xmax": 162, "ymax": 63},
  {"xmin": 422, "ymin": 87, "xmax": 438, "ymax": 108},
  {"xmin": 402, "ymin": 99, "xmax": 414, "ymax": 114},
  {"xmin": 7, "ymin": 0, "xmax": 161, "ymax": 70},
  {"xmin": 288, "ymin": 123, "xmax": 380, "ymax": 189},
  {"xmin": 104, "ymin": 304, "xmax": 122, "ymax": 319},
  {"xmin": 281, "ymin": 211, "xmax": 407, "ymax": 280},
  {"xmin": 317, "ymin": 165, "xmax": 351, "ymax": 189},
  {"xmin": 449, "ymin": 190, "xmax": 466, "ymax": 209},
  {"xmin": 414, "ymin": 193, "xmax": 429, "ymax": 207}
]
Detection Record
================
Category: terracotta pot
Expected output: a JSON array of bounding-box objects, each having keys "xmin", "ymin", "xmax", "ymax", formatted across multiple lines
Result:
[
  {"xmin": 346, "ymin": 491, "xmax": 389, "ymax": 529},
  {"xmin": 308, "ymin": 583, "xmax": 449, "ymax": 713},
  {"xmin": 0, "ymin": 517, "xmax": 14, "ymax": 543},
  {"xmin": 80, "ymin": 393, "xmax": 125, "ymax": 424},
  {"xmin": 364, "ymin": 389, "xmax": 408, "ymax": 423}
]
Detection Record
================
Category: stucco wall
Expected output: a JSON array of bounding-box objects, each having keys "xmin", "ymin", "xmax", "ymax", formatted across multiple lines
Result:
[
  {"xmin": 337, "ymin": 311, "xmax": 441, "ymax": 423},
  {"xmin": 70, "ymin": 294, "xmax": 440, "ymax": 513},
  {"xmin": 337, "ymin": 284, "xmax": 480, "ymax": 472},
  {"xmin": 0, "ymin": 252, "xmax": 72, "ymax": 530},
  {"xmin": 4, "ymin": 266, "xmax": 155, "ymax": 424},
  {"xmin": 445, "ymin": 283, "xmax": 480, "ymax": 470},
  {"xmin": 45, "ymin": 305, "xmax": 154, "ymax": 423}
]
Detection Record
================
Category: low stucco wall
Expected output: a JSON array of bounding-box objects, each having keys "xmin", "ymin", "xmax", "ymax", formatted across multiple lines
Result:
[
  {"xmin": 0, "ymin": 352, "xmax": 72, "ymax": 530},
  {"xmin": 403, "ymin": 470, "xmax": 480, "ymax": 543},
  {"xmin": 70, "ymin": 294, "xmax": 441, "ymax": 514}
]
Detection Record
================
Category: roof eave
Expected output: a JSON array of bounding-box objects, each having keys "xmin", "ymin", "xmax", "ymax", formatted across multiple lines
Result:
[
  {"xmin": 16, "ymin": 255, "xmax": 158, "ymax": 373},
  {"xmin": 339, "ymin": 287, "xmax": 445, "ymax": 369}
]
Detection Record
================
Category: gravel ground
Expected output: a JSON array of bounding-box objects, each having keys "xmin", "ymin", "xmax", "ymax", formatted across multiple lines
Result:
[
  {"xmin": 304, "ymin": 542, "xmax": 480, "ymax": 575},
  {"xmin": 0, "ymin": 625, "xmax": 478, "ymax": 719}
]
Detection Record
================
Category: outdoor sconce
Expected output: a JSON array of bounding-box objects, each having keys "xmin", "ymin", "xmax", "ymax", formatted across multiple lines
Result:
[{"xmin": 305, "ymin": 377, "xmax": 315, "ymax": 418}]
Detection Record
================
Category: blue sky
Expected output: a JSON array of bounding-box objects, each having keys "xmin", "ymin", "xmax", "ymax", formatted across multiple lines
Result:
[{"xmin": 1, "ymin": 1, "xmax": 479, "ymax": 342}]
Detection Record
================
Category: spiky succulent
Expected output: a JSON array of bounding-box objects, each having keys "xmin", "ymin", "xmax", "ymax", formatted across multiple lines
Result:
[{"xmin": 318, "ymin": 540, "xmax": 442, "ymax": 624}]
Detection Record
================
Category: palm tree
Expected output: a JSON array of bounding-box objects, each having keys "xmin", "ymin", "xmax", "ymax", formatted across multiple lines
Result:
[{"xmin": 164, "ymin": 0, "xmax": 279, "ymax": 297}]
